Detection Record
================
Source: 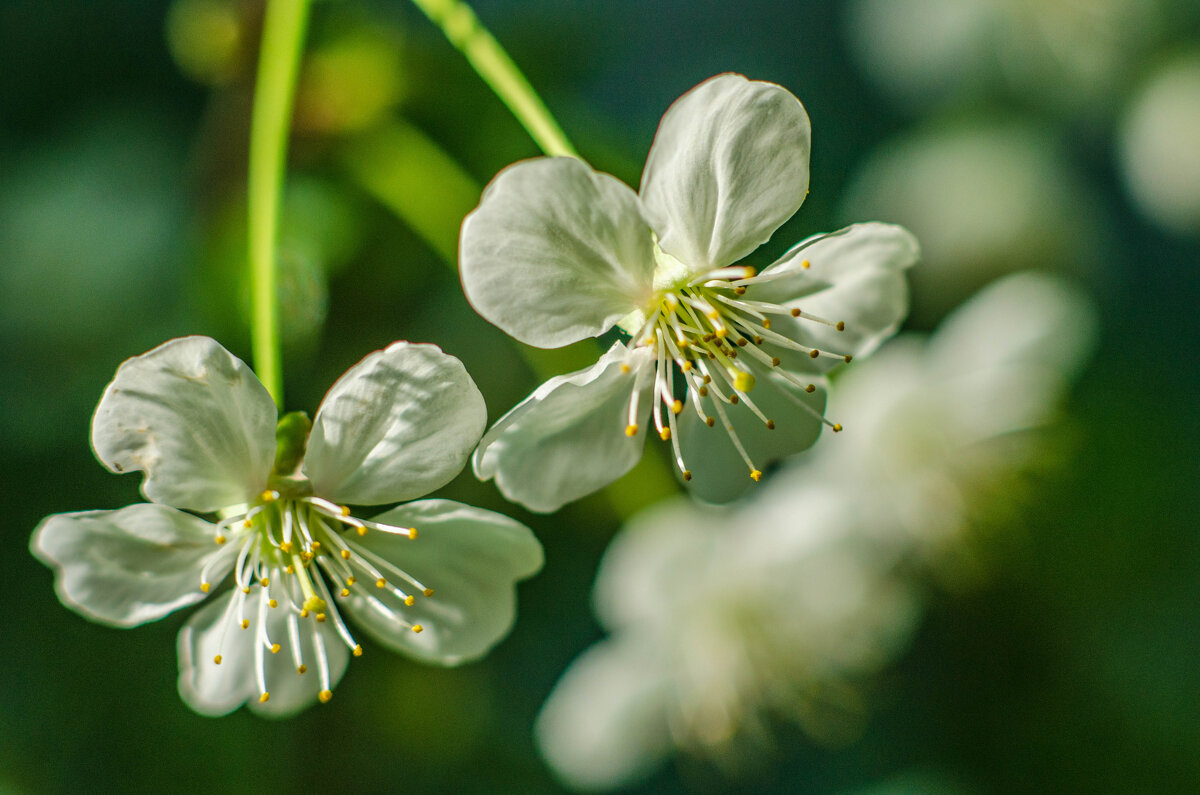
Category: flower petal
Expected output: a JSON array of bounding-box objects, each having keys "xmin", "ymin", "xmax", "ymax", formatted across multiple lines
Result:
[
  {"xmin": 473, "ymin": 344, "xmax": 656, "ymax": 513},
  {"xmin": 30, "ymin": 504, "xmax": 231, "ymax": 628},
  {"xmin": 176, "ymin": 591, "xmax": 350, "ymax": 718},
  {"xmin": 749, "ymin": 223, "xmax": 919, "ymax": 373},
  {"xmin": 338, "ymin": 499, "xmax": 543, "ymax": 665},
  {"xmin": 677, "ymin": 366, "xmax": 827, "ymax": 503},
  {"xmin": 460, "ymin": 157, "xmax": 657, "ymax": 348},
  {"xmin": 304, "ymin": 342, "xmax": 487, "ymax": 506},
  {"xmin": 640, "ymin": 73, "xmax": 812, "ymax": 272},
  {"xmin": 91, "ymin": 336, "xmax": 277, "ymax": 512},
  {"xmin": 535, "ymin": 633, "xmax": 672, "ymax": 791}
]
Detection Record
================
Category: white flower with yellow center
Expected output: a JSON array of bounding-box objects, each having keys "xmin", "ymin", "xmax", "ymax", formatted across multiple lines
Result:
[
  {"xmin": 31, "ymin": 336, "xmax": 543, "ymax": 717},
  {"xmin": 461, "ymin": 73, "xmax": 918, "ymax": 512}
]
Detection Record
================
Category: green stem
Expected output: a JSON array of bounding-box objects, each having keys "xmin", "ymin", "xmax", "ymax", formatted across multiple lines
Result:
[
  {"xmin": 248, "ymin": 0, "xmax": 311, "ymax": 407},
  {"xmin": 409, "ymin": 0, "xmax": 578, "ymax": 159}
]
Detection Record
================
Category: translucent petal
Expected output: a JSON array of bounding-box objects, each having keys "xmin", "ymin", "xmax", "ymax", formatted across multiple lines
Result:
[
  {"xmin": 91, "ymin": 336, "xmax": 277, "ymax": 512},
  {"xmin": 30, "ymin": 504, "xmax": 230, "ymax": 628},
  {"xmin": 304, "ymin": 342, "xmax": 486, "ymax": 506},
  {"xmin": 640, "ymin": 74, "xmax": 812, "ymax": 272},
  {"xmin": 472, "ymin": 344, "xmax": 656, "ymax": 513},
  {"xmin": 338, "ymin": 499, "xmax": 543, "ymax": 665},
  {"xmin": 460, "ymin": 157, "xmax": 657, "ymax": 348}
]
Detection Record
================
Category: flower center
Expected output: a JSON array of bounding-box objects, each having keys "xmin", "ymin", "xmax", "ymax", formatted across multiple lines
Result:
[
  {"xmin": 199, "ymin": 488, "xmax": 429, "ymax": 705},
  {"xmin": 619, "ymin": 262, "xmax": 849, "ymax": 483}
]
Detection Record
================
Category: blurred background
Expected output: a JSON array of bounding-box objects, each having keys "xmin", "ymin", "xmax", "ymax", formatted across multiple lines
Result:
[{"xmin": 3, "ymin": 0, "xmax": 1199, "ymax": 791}]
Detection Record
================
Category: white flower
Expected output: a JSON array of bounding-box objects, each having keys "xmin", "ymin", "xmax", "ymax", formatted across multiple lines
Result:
[
  {"xmin": 31, "ymin": 336, "xmax": 544, "ymax": 717},
  {"xmin": 461, "ymin": 73, "xmax": 919, "ymax": 512},
  {"xmin": 536, "ymin": 490, "xmax": 920, "ymax": 790}
]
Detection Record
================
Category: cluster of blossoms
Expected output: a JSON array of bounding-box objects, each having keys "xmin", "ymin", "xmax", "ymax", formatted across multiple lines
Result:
[
  {"xmin": 33, "ymin": 337, "xmax": 542, "ymax": 716},
  {"xmin": 535, "ymin": 272, "xmax": 1096, "ymax": 789},
  {"xmin": 462, "ymin": 73, "xmax": 918, "ymax": 511}
]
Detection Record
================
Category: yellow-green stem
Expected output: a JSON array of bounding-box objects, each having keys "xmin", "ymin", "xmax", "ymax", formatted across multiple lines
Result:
[
  {"xmin": 409, "ymin": 0, "xmax": 578, "ymax": 159},
  {"xmin": 248, "ymin": 0, "xmax": 311, "ymax": 406}
]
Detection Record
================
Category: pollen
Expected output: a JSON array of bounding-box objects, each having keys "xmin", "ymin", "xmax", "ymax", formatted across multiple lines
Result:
[
  {"xmin": 268, "ymin": 599, "xmax": 278, "ymax": 608},
  {"xmin": 214, "ymin": 535, "xmax": 226, "ymax": 545},
  {"xmin": 318, "ymin": 690, "xmax": 333, "ymax": 703},
  {"xmin": 213, "ymin": 655, "xmax": 222, "ymax": 665},
  {"xmin": 200, "ymin": 582, "xmax": 210, "ymax": 593},
  {"xmin": 625, "ymin": 424, "xmax": 638, "ymax": 437},
  {"xmin": 340, "ymin": 588, "xmax": 350, "ymax": 597},
  {"xmin": 750, "ymin": 469, "xmax": 763, "ymax": 482}
]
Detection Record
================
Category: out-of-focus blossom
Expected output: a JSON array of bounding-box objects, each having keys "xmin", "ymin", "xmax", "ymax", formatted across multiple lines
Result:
[
  {"xmin": 462, "ymin": 73, "xmax": 917, "ymax": 512},
  {"xmin": 32, "ymin": 337, "xmax": 543, "ymax": 717},
  {"xmin": 840, "ymin": 121, "xmax": 1100, "ymax": 322},
  {"xmin": 846, "ymin": 0, "xmax": 1162, "ymax": 117},
  {"xmin": 1118, "ymin": 52, "xmax": 1200, "ymax": 236},
  {"xmin": 535, "ymin": 272, "xmax": 1095, "ymax": 788}
]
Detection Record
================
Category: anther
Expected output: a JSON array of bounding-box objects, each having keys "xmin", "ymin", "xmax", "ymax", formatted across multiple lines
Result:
[
  {"xmin": 408, "ymin": 528, "xmax": 417, "ymax": 540},
  {"xmin": 240, "ymin": 619, "xmax": 250, "ymax": 630},
  {"xmin": 423, "ymin": 588, "xmax": 434, "ymax": 597},
  {"xmin": 805, "ymin": 384, "xmax": 816, "ymax": 393},
  {"xmin": 200, "ymin": 582, "xmax": 210, "ymax": 593},
  {"xmin": 625, "ymin": 424, "xmax": 638, "ymax": 437},
  {"xmin": 659, "ymin": 428, "xmax": 671, "ymax": 441},
  {"xmin": 836, "ymin": 321, "xmax": 845, "ymax": 331},
  {"xmin": 346, "ymin": 577, "xmax": 356, "ymax": 586},
  {"xmin": 213, "ymin": 655, "xmax": 222, "ymax": 665},
  {"xmin": 771, "ymin": 357, "xmax": 781, "ymax": 367},
  {"xmin": 319, "ymin": 690, "xmax": 333, "ymax": 703},
  {"xmin": 300, "ymin": 609, "xmax": 309, "ymax": 618},
  {"xmin": 699, "ymin": 386, "xmax": 709, "ymax": 398},
  {"xmin": 809, "ymin": 349, "xmax": 820, "ymax": 359},
  {"xmin": 706, "ymin": 417, "xmax": 716, "ymax": 427},
  {"xmin": 259, "ymin": 692, "xmax": 270, "ymax": 703},
  {"xmin": 411, "ymin": 625, "xmax": 424, "ymax": 634},
  {"xmin": 762, "ymin": 318, "xmax": 771, "ymax": 329},
  {"xmin": 844, "ymin": 354, "xmax": 853, "ymax": 363},
  {"xmin": 736, "ymin": 338, "xmax": 748, "ymax": 347},
  {"xmin": 801, "ymin": 259, "xmax": 811, "ymax": 269},
  {"xmin": 260, "ymin": 577, "xmax": 269, "ymax": 586},
  {"xmin": 791, "ymin": 308, "xmax": 801, "ymax": 317},
  {"xmin": 340, "ymin": 549, "xmax": 351, "ymax": 561},
  {"xmin": 672, "ymin": 399, "xmax": 683, "ymax": 414},
  {"xmin": 357, "ymin": 526, "xmax": 368, "ymax": 536},
  {"xmin": 832, "ymin": 423, "xmax": 843, "ymax": 432},
  {"xmin": 268, "ymin": 599, "xmax": 278, "ymax": 608},
  {"xmin": 297, "ymin": 664, "xmax": 307, "ymax": 674},
  {"xmin": 316, "ymin": 613, "xmax": 327, "ymax": 623},
  {"xmin": 729, "ymin": 395, "xmax": 739, "ymax": 404},
  {"xmin": 270, "ymin": 643, "xmax": 280, "ymax": 654},
  {"xmin": 260, "ymin": 490, "xmax": 277, "ymax": 502},
  {"xmin": 404, "ymin": 595, "xmax": 415, "ymax": 606},
  {"xmin": 682, "ymin": 470, "xmax": 693, "ymax": 481},
  {"xmin": 280, "ymin": 542, "xmax": 293, "ymax": 553},
  {"xmin": 375, "ymin": 578, "xmax": 386, "ymax": 588},
  {"xmin": 340, "ymin": 588, "xmax": 350, "ymax": 597},
  {"xmin": 353, "ymin": 645, "xmax": 363, "ymax": 657},
  {"xmin": 214, "ymin": 535, "xmax": 226, "ymax": 545},
  {"xmin": 734, "ymin": 286, "xmax": 747, "ymax": 295},
  {"xmin": 750, "ymin": 469, "xmax": 763, "ymax": 482},
  {"xmin": 766, "ymin": 420, "xmax": 776, "ymax": 430},
  {"xmin": 620, "ymin": 364, "xmax": 631, "ymax": 374},
  {"xmin": 241, "ymin": 587, "xmax": 251, "ymax": 595}
]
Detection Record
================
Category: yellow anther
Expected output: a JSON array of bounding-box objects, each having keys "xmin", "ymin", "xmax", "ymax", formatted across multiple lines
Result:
[
  {"xmin": 357, "ymin": 526, "xmax": 368, "ymax": 536},
  {"xmin": 279, "ymin": 542, "xmax": 293, "ymax": 553},
  {"xmin": 214, "ymin": 535, "xmax": 226, "ymax": 545},
  {"xmin": 213, "ymin": 655, "xmax": 222, "ymax": 665},
  {"xmin": 303, "ymin": 596, "xmax": 327, "ymax": 613},
  {"xmin": 682, "ymin": 470, "xmax": 693, "ymax": 481},
  {"xmin": 300, "ymin": 609, "xmax": 309, "ymax": 618},
  {"xmin": 672, "ymin": 399, "xmax": 683, "ymax": 414},
  {"xmin": 241, "ymin": 587, "xmax": 251, "ymax": 594},
  {"xmin": 754, "ymin": 335, "xmax": 764, "ymax": 345},
  {"xmin": 340, "ymin": 505, "xmax": 351, "ymax": 517},
  {"xmin": 836, "ymin": 321, "xmax": 845, "ymax": 331},
  {"xmin": 260, "ymin": 577, "xmax": 269, "ymax": 586},
  {"xmin": 844, "ymin": 354, "xmax": 853, "ymax": 363},
  {"xmin": 259, "ymin": 692, "xmax": 270, "ymax": 703},
  {"xmin": 698, "ymin": 386, "xmax": 709, "ymax": 398},
  {"xmin": 268, "ymin": 599, "xmax": 278, "ymax": 608},
  {"xmin": 353, "ymin": 645, "xmax": 363, "ymax": 657},
  {"xmin": 200, "ymin": 582, "xmax": 210, "ymax": 593},
  {"xmin": 311, "ymin": 541, "xmax": 321, "ymax": 550},
  {"xmin": 771, "ymin": 356, "xmax": 781, "ymax": 367},
  {"xmin": 408, "ymin": 527, "xmax": 417, "ymax": 540},
  {"xmin": 340, "ymin": 549, "xmax": 351, "ymax": 561},
  {"xmin": 766, "ymin": 420, "xmax": 776, "ymax": 430},
  {"xmin": 791, "ymin": 307, "xmax": 801, "ymax": 317},
  {"xmin": 318, "ymin": 690, "xmax": 333, "ymax": 703},
  {"xmin": 346, "ymin": 577, "xmax": 356, "ymax": 586},
  {"xmin": 659, "ymin": 428, "xmax": 671, "ymax": 441},
  {"xmin": 705, "ymin": 417, "xmax": 716, "ymax": 428},
  {"xmin": 286, "ymin": 565, "xmax": 295, "ymax": 574},
  {"xmin": 411, "ymin": 625, "xmax": 424, "ymax": 634},
  {"xmin": 682, "ymin": 360, "xmax": 693, "ymax": 372},
  {"xmin": 805, "ymin": 384, "xmax": 816, "ymax": 393},
  {"xmin": 750, "ymin": 469, "xmax": 763, "ymax": 482},
  {"xmin": 242, "ymin": 520, "xmax": 253, "ymax": 529},
  {"xmin": 734, "ymin": 286, "xmax": 747, "ymax": 295},
  {"xmin": 832, "ymin": 423, "xmax": 843, "ymax": 432},
  {"xmin": 423, "ymin": 588, "xmax": 434, "ymax": 597},
  {"xmin": 270, "ymin": 643, "xmax": 280, "ymax": 654},
  {"xmin": 316, "ymin": 613, "xmax": 327, "ymax": 623},
  {"xmin": 762, "ymin": 318, "xmax": 772, "ymax": 329},
  {"xmin": 240, "ymin": 619, "xmax": 249, "ymax": 630},
  {"xmin": 733, "ymin": 370, "xmax": 755, "ymax": 392},
  {"xmin": 404, "ymin": 595, "xmax": 415, "ymax": 606},
  {"xmin": 297, "ymin": 664, "xmax": 307, "ymax": 674},
  {"xmin": 260, "ymin": 490, "xmax": 276, "ymax": 502},
  {"xmin": 620, "ymin": 363, "xmax": 631, "ymax": 374},
  {"xmin": 801, "ymin": 259, "xmax": 811, "ymax": 269},
  {"xmin": 625, "ymin": 424, "xmax": 638, "ymax": 437},
  {"xmin": 809, "ymin": 349, "xmax": 820, "ymax": 359},
  {"xmin": 340, "ymin": 588, "xmax": 350, "ymax": 598},
  {"xmin": 375, "ymin": 578, "xmax": 386, "ymax": 589}
]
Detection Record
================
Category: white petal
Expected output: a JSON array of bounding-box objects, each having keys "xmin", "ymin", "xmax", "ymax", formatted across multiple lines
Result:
[
  {"xmin": 304, "ymin": 342, "xmax": 487, "ymax": 506},
  {"xmin": 460, "ymin": 157, "xmax": 657, "ymax": 348},
  {"xmin": 30, "ymin": 504, "xmax": 231, "ymax": 628},
  {"xmin": 678, "ymin": 366, "xmax": 827, "ymax": 504},
  {"xmin": 472, "ymin": 344, "xmax": 656, "ymax": 513},
  {"xmin": 535, "ymin": 633, "xmax": 672, "ymax": 791},
  {"xmin": 176, "ymin": 590, "xmax": 349, "ymax": 718},
  {"xmin": 749, "ymin": 223, "xmax": 919, "ymax": 372},
  {"xmin": 91, "ymin": 336, "xmax": 277, "ymax": 512},
  {"xmin": 338, "ymin": 499, "xmax": 543, "ymax": 665},
  {"xmin": 640, "ymin": 74, "xmax": 812, "ymax": 272}
]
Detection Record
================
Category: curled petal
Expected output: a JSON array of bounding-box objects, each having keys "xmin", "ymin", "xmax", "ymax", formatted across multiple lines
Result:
[
  {"xmin": 749, "ymin": 223, "xmax": 919, "ymax": 373},
  {"xmin": 176, "ymin": 591, "xmax": 349, "ymax": 718},
  {"xmin": 304, "ymin": 342, "xmax": 487, "ymax": 506},
  {"xmin": 678, "ymin": 366, "xmax": 827, "ymax": 504},
  {"xmin": 338, "ymin": 499, "xmax": 543, "ymax": 665},
  {"xmin": 30, "ymin": 504, "xmax": 231, "ymax": 628},
  {"xmin": 640, "ymin": 73, "xmax": 812, "ymax": 272},
  {"xmin": 473, "ymin": 344, "xmax": 656, "ymax": 513},
  {"xmin": 460, "ymin": 157, "xmax": 657, "ymax": 348},
  {"xmin": 91, "ymin": 336, "xmax": 277, "ymax": 512}
]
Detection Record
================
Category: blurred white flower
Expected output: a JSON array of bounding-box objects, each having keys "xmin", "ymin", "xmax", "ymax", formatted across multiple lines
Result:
[
  {"xmin": 840, "ymin": 121, "xmax": 1100, "ymax": 322},
  {"xmin": 461, "ymin": 73, "xmax": 918, "ymax": 512},
  {"xmin": 32, "ymin": 336, "xmax": 543, "ymax": 717},
  {"xmin": 1118, "ymin": 52, "xmax": 1200, "ymax": 236},
  {"xmin": 846, "ymin": 0, "xmax": 1161, "ymax": 116},
  {"xmin": 535, "ymin": 272, "xmax": 1096, "ymax": 788}
]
